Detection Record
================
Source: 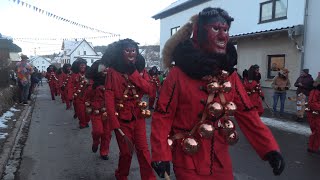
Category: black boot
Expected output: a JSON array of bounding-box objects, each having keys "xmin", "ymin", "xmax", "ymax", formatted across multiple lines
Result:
[
  {"xmin": 92, "ymin": 145, "xmax": 98, "ymax": 153},
  {"xmin": 101, "ymin": 155, "xmax": 109, "ymax": 160}
]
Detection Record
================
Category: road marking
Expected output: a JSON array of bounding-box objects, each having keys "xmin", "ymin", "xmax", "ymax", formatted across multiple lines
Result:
[{"xmin": 260, "ymin": 117, "xmax": 311, "ymax": 136}]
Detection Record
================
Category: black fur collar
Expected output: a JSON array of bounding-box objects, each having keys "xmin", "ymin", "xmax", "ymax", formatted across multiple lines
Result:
[{"xmin": 173, "ymin": 39, "xmax": 237, "ymax": 79}]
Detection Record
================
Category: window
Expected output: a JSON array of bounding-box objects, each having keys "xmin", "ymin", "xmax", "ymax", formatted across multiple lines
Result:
[
  {"xmin": 83, "ymin": 51, "xmax": 86, "ymax": 55},
  {"xmin": 170, "ymin": 26, "xmax": 180, "ymax": 36},
  {"xmin": 42, "ymin": 61, "xmax": 44, "ymax": 64},
  {"xmin": 259, "ymin": 0, "xmax": 287, "ymax": 23},
  {"xmin": 91, "ymin": 59, "xmax": 94, "ymax": 63},
  {"xmin": 267, "ymin": 54, "xmax": 285, "ymax": 79}
]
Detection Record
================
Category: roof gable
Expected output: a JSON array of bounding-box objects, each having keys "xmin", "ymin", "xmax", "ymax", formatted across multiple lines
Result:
[{"xmin": 67, "ymin": 39, "xmax": 98, "ymax": 56}]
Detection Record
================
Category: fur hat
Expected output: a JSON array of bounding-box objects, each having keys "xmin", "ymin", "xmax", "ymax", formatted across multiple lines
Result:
[
  {"xmin": 302, "ymin": 69, "xmax": 309, "ymax": 74},
  {"xmin": 71, "ymin": 58, "xmax": 87, "ymax": 73}
]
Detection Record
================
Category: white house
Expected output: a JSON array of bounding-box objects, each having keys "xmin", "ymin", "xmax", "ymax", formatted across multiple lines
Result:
[
  {"xmin": 60, "ymin": 39, "xmax": 102, "ymax": 66},
  {"xmin": 29, "ymin": 56, "xmax": 51, "ymax": 72},
  {"xmin": 153, "ymin": 0, "xmax": 320, "ymax": 113}
]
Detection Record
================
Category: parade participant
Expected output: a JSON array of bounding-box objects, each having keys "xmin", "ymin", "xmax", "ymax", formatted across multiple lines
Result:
[
  {"xmin": 148, "ymin": 66, "xmax": 160, "ymax": 109},
  {"xmin": 243, "ymin": 65, "xmax": 264, "ymax": 116},
  {"xmin": 56, "ymin": 68, "xmax": 63, "ymax": 99},
  {"xmin": 61, "ymin": 63, "xmax": 72, "ymax": 109},
  {"xmin": 85, "ymin": 60, "xmax": 112, "ymax": 160},
  {"xmin": 46, "ymin": 65, "xmax": 58, "ymax": 100},
  {"xmin": 70, "ymin": 58, "xmax": 90, "ymax": 128},
  {"xmin": 306, "ymin": 82, "xmax": 320, "ymax": 154},
  {"xmin": 102, "ymin": 39, "xmax": 156, "ymax": 180},
  {"xmin": 150, "ymin": 7, "xmax": 285, "ymax": 179}
]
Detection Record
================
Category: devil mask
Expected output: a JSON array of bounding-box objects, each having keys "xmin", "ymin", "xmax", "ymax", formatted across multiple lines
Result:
[
  {"xmin": 194, "ymin": 7, "xmax": 234, "ymax": 54},
  {"xmin": 123, "ymin": 44, "xmax": 138, "ymax": 64}
]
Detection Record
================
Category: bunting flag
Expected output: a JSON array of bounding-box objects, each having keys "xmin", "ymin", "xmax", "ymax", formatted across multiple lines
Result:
[
  {"xmin": 8, "ymin": 0, "xmax": 120, "ymax": 37},
  {"xmin": 13, "ymin": 35, "xmax": 119, "ymax": 41}
]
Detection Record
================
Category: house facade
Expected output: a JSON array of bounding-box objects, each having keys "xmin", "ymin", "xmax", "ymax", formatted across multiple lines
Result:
[
  {"xmin": 29, "ymin": 56, "xmax": 51, "ymax": 72},
  {"xmin": 153, "ymin": 0, "xmax": 320, "ymax": 113},
  {"xmin": 60, "ymin": 39, "xmax": 102, "ymax": 67}
]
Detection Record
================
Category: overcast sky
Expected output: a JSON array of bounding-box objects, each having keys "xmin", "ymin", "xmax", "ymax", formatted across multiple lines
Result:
[{"xmin": 0, "ymin": 0, "xmax": 176, "ymax": 57}]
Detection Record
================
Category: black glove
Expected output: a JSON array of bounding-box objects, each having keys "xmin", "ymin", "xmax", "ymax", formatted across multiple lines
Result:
[
  {"xmin": 126, "ymin": 62, "xmax": 136, "ymax": 75},
  {"xmin": 265, "ymin": 151, "xmax": 285, "ymax": 176},
  {"xmin": 285, "ymin": 87, "xmax": 289, "ymax": 90},
  {"xmin": 261, "ymin": 96, "xmax": 265, "ymax": 101},
  {"xmin": 151, "ymin": 161, "xmax": 170, "ymax": 178},
  {"xmin": 61, "ymin": 86, "xmax": 65, "ymax": 91}
]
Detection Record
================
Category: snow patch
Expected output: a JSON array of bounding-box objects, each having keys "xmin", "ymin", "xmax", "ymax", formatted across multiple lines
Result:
[
  {"xmin": 261, "ymin": 117, "xmax": 311, "ymax": 136},
  {"xmin": 0, "ymin": 132, "xmax": 8, "ymax": 139},
  {"xmin": 10, "ymin": 107, "xmax": 20, "ymax": 112},
  {"xmin": 0, "ymin": 107, "xmax": 18, "ymax": 128}
]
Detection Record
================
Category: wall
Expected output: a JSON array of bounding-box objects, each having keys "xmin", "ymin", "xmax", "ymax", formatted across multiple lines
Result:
[
  {"xmin": 159, "ymin": 0, "xmax": 305, "ymax": 55},
  {"xmin": 70, "ymin": 41, "xmax": 98, "ymax": 66},
  {"xmin": 236, "ymin": 33, "xmax": 303, "ymax": 113},
  {"xmin": 303, "ymin": 0, "xmax": 320, "ymax": 78},
  {"xmin": 31, "ymin": 57, "xmax": 51, "ymax": 72}
]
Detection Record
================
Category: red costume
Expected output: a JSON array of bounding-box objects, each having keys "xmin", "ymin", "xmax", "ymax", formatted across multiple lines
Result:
[
  {"xmin": 243, "ymin": 65, "xmax": 264, "ymax": 116},
  {"xmin": 46, "ymin": 65, "xmax": 58, "ymax": 100},
  {"xmin": 71, "ymin": 58, "xmax": 90, "ymax": 128},
  {"xmin": 102, "ymin": 39, "xmax": 156, "ymax": 180},
  {"xmin": 148, "ymin": 66, "xmax": 160, "ymax": 109},
  {"xmin": 61, "ymin": 64, "xmax": 72, "ymax": 109},
  {"xmin": 306, "ymin": 87, "xmax": 320, "ymax": 153},
  {"xmin": 150, "ymin": 7, "xmax": 284, "ymax": 179},
  {"xmin": 85, "ymin": 60, "xmax": 112, "ymax": 160}
]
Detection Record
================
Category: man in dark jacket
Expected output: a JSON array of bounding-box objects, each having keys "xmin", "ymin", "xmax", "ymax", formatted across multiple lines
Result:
[{"xmin": 294, "ymin": 69, "xmax": 314, "ymax": 121}]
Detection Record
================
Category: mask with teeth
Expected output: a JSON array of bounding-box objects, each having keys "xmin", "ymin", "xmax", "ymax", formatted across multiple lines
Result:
[{"xmin": 123, "ymin": 44, "xmax": 137, "ymax": 64}]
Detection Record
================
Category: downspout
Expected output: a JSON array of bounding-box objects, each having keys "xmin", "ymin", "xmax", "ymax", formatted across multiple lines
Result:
[{"xmin": 301, "ymin": 0, "xmax": 309, "ymax": 71}]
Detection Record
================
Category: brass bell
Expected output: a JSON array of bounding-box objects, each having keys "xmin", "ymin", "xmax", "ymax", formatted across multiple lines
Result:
[
  {"xmin": 145, "ymin": 110, "xmax": 152, "ymax": 118},
  {"xmin": 312, "ymin": 111, "xmax": 319, "ymax": 115},
  {"xmin": 198, "ymin": 122, "xmax": 215, "ymax": 138},
  {"xmin": 101, "ymin": 107, "xmax": 106, "ymax": 112},
  {"xmin": 74, "ymin": 93, "xmax": 78, "ymax": 97},
  {"xmin": 86, "ymin": 107, "xmax": 93, "ymax": 114},
  {"xmin": 85, "ymin": 102, "xmax": 90, "ymax": 107},
  {"xmin": 102, "ymin": 112, "xmax": 108, "ymax": 121},
  {"xmin": 305, "ymin": 107, "xmax": 311, "ymax": 112},
  {"xmin": 80, "ymin": 85, "xmax": 84, "ymax": 88},
  {"xmin": 117, "ymin": 103, "xmax": 124, "ymax": 110},
  {"xmin": 77, "ymin": 90, "xmax": 81, "ymax": 93},
  {"xmin": 219, "ymin": 119, "xmax": 236, "ymax": 136},
  {"xmin": 123, "ymin": 94, "xmax": 129, "ymax": 100},
  {"xmin": 138, "ymin": 101, "xmax": 148, "ymax": 109},
  {"xmin": 131, "ymin": 85, "xmax": 135, "ymax": 89},
  {"xmin": 181, "ymin": 137, "xmax": 200, "ymax": 155},
  {"xmin": 207, "ymin": 102, "xmax": 224, "ymax": 117},
  {"xmin": 81, "ymin": 80, "xmax": 85, "ymax": 84},
  {"xmin": 94, "ymin": 110, "xmax": 100, "ymax": 115},
  {"xmin": 206, "ymin": 82, "xmax": 220, "ymax": 94},
  {"xmin": 221, "ymin": 81, "xmax": 232, "ymax": 93},
  {"xmin": 226, "ymin": 131, "xmax": 239, "ymax": 145},
  {"xmin": 127, "ymin": 85, "xmax": 131, "ymax": 89},
  {"xmin": 115, "ymin": 112, "xmax": 119, "ymax": 116},
  {"xmin": 225, "ymin": 102, "xmax": 237, "ymax": 116},
  {"xmin": 167, "ymin": 138, "xmax": 174, "ymax": 149},
  {"xmin": 134, "ymin": 94, "xmax": 139, "ymax": 99},
  {"xmin": 220, "ymin": 70, "xmax": 229, "ymax": 80},
  {"xmin": 66, "ymin": 78, "xmax": 69, "ymax": 81}
]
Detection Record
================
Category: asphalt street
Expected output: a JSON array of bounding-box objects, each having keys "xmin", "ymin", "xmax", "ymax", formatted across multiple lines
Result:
[{"xmin": 14, "ymin": 84, "xmax": 320, "ymax": 180}]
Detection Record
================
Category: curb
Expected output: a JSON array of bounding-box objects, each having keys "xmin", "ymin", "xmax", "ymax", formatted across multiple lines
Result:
[{"xmin": 0, "ymin": 103, "xmax": 33, "ymax": 177}]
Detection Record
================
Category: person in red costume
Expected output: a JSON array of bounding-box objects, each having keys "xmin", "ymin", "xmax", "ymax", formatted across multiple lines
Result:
[
  {"xmin": 45, "ymin": 65, "xmax": 58, "ymax": 100},
  {"xmin": 306, "ymin": 83, "xmax": 320, "ymax": 154},
  {"xmin": 85, "ymin": 60, "xmax": 112, "ymax": 160},
  {"xmin": 150, "ymin": 7, "xmax": 285, "ymax": 179},
  {"xmin": 102, "ymin": 39, "xmax": 156, "ymax": 180},
  {"xmin": 71, "ymin": 58, "xmax": 90, "ymax": 129},
  {"xmin": 56, "ymin": 68, "xmax": 63, "ymax": 100},
  {"xmin": 148, "ymin": 66, "xmax": 160, "ymax": 110},
  {"xmin": 242, "ymin": 65, "xmax": 264, "ymax": 116},
  {"xmin": 60, "ymin": 63, "xmax": 72, "ymax": 109}
]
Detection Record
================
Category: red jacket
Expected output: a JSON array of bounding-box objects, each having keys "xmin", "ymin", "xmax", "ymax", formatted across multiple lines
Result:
[
  {"xmin": 105, "ymin": 68, "xmax": 154, "ymax": 130},
  {"xmin": 46, "ymin": 72, "xmax": 58, "ymax": 88},
  {"xmin": 308, "ymin": 89, "xmax": 320, "ymax": 112},
  {"xmin": 151, "ymin": 67, "xmax": 279, "ymax": 175},
  {"xmin": 86, "ymin": 85, "xmax": 105, "ymax": 111},
  {"xmin": 70, "ymin": 73, "xmax": 88, "ymax": 101},
  {"xmin": 61, "ymin": 72, "xmax": 73, "ymax": 100},
  {"xmin": 243, "ymin": 80, "xmax": 264, "ymax": 115}
]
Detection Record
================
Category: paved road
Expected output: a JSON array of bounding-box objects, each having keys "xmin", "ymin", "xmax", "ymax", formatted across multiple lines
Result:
[{"xmin": 15, "ymin": 85, "xmax": 320, "ymax": 180}]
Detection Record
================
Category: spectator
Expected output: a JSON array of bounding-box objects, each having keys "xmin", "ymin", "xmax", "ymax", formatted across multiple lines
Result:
[
  {"xmin": 294, "ymin": 69, "xmax": 314, "ymax": 121},
  {"xmin": 15, "ymin": 54, "xmax": 33, "ymax": 105},
  {"xmin": 37, "ymin": 71, "xmax": 43, "ymax": 86},
  {"xmin": 271, "ymin": 68, "xmax": 291, "ymax": 117},
  {"xmin": 28, "ymin": 67, "xmax": 40, "ymax": 100}
]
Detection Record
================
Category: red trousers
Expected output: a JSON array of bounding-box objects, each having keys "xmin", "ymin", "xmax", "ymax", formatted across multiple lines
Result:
[
  {"xmin": 307, "ymin": 114, "xmax": 320, "ymax": 151},
  {"xmin": 114, "ymin": 119, "xmax": 156, "ymax": 180},
  {"xmin": 75, "ymin": 98, "xmax": 90, "ymax": 127},
  {"xmin": 49, "ymin": 84, "xmax": 57, "ymax": 100},
  {"xmin": 62, "ymin": 90, "xmax": 71, "ymax": 109},
  {"xmin": 174, "ymin": 166, "xmax": 234, "ymax": 180},
  {"xmin": 91, "ymin": 115, "xmax": 112, "ymax": 156}
]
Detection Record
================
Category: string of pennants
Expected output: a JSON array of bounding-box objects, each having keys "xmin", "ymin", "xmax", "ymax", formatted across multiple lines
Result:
[
  {"xmin": 8, "ymin": 0, "xmax": 120, "ymax": 37},
  {"xmin": 13, "ymin": 35, "xmax": 119, "ymax": 41}
]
